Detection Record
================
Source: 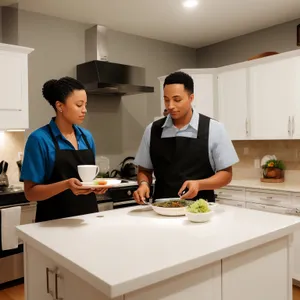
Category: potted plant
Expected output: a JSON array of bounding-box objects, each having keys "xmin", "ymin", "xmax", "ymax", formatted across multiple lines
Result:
[{"xmin": 261, "ymin": 159, "xmax": 285, "ymax": 183}]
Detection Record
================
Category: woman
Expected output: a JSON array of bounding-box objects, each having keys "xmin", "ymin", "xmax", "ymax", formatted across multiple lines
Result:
[{"xmin": 21, "ymin": 76, "xmax": 107, "ymax": 222}]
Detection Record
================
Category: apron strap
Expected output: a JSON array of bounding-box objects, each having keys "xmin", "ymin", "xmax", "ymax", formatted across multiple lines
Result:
[
  {"xmin": 47, "ymin": 124, "xmax": 60, "ymax": 150},
  {"xmin": 197, "ymin": 113, "xmax": 210, "ymax": 139}
]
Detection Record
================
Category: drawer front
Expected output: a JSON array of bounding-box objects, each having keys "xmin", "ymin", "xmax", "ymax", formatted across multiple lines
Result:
[
  {"xmin": 246, "ymin": 190, "xmax": 291, "ymax": 207},
  {"xmin": 291, "ymin": 193, "xmax": 300, "ymax": 208},
  {"xmin": 215, "ymin": 187, "xmax": 245, "ymax": 201},
  {"xmin": 246, "ymin": 202, "xmax": 290, "ymax": 215},
  {"xmin": 216, "ymin": 199, "xmax": 245, "ymax": 208}
]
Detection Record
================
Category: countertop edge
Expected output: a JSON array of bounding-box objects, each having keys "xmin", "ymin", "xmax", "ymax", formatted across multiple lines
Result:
[{"xmin": 226, "ymin": 181, "xmax": 300, "ymax": 193}]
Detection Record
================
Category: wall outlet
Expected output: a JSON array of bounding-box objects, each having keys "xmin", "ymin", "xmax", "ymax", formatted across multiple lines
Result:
[
  {"xmin": 254, "ymin": 158, "xmax": 260, "ymax": 169},
  {"xmin": 243, "ymin": 147, "xmax": 249, "ymax": 155}
]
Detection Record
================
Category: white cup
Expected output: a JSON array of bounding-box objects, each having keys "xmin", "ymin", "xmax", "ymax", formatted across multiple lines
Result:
[{"xmin": 77, "ymin": 165, "xmax": 99, "ymax": 182}]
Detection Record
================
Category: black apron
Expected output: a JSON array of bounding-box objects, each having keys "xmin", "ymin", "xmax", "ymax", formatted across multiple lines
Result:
[
  {"xmin": 35, "ymin": 125, "xmax": 98, "ymax": 222},
  {"xmin": 150, "ymin": 113, "xmax": 215, "ymax": 202}
]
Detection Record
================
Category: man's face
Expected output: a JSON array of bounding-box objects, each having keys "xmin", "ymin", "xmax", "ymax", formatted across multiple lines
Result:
[{"xmin": 163, "ymin": 84, "xmax": 194, "ymax": 120}]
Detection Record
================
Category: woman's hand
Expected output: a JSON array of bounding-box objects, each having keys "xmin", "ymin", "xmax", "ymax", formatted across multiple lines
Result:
[
  {"xmin": 68, "ymin": 178, "xmax": 108, "ymax": 195},
  {"xmin": 68, "ymin": 178, "xmax": 94, "ymax": 195},
  {"xmin": 93, "ymin": 188, "xmax": 109, "ymax": 195}
]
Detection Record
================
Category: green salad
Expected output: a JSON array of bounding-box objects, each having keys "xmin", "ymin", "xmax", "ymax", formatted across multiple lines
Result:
[{"xmin": 186, "ymin": 199, "xmax": 211, "ymax": 213}]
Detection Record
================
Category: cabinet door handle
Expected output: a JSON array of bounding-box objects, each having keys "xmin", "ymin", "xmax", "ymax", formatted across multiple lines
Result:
[
  {"xmin": 55, "ymin": 270, "xmax": 64, "ymax": 300},
  {"xmin": 292, "ymin": 116, "xmax": 295, "ymax": 136},
  {"xmin": 46, "ymin": 267, "xmax": 54, "ymax": 296},
  {"xmin": 288, "ymin": 116, "xmax": 291, "ymax": 135},
  {"xmin": 245, "ymin": 118, "xmax": 248, "ymax": 135}
]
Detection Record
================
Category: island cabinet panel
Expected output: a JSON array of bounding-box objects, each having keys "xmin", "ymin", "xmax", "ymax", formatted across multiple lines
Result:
[
  {"xmin": 124, "ymin": 261, "xmax": 221, "ymax": 300},
  {"xmin": 222, "ymin": 236, "xmax": 291, "ymax": 300},
  {"xmin": 24, "ymin": 244, "xmax": 122, "ymax": 300}
]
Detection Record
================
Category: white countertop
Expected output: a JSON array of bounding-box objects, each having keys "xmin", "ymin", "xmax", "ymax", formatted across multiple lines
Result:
[
  {"xmin": 228, "ymin": 179, "xmax": 300, "ymax": 193},
  {"xmin": 16, "ymin": 205, "xmax": 300, "ymax": 298}
]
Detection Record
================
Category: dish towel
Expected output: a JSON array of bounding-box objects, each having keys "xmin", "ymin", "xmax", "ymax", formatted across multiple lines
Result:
[{"xmin": 1, "ymin": 206, "xmax": 21, "ymax": 251}]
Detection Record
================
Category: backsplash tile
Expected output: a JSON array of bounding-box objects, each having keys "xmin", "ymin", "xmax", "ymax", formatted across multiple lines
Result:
[
  {"xmin": 0, "ymin": 132, "xmax": 25, "ymax": 184},
  {"xmin": 232, "ymin": 140, "xmax": 300, "ymax": 180},
  {"xmin": 233, "ymin": 140, "xmax": 300, "ymax": 170}
]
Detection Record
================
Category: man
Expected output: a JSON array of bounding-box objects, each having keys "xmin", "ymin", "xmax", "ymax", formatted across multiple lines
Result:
[{"xmin": 133, "ymin": 71, "xmax": 239, "ymax": 204}]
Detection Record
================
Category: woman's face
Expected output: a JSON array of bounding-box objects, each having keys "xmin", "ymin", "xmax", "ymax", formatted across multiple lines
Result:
[{"xmin": 56, "ymin": 89, "xmax": 87, "ymax": 125}]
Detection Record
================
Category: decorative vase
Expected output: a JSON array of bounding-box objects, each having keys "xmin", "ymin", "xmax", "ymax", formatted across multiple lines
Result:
[{"xmin": 261, "ymin": 167, "xmax": 284, "ymax": 183}]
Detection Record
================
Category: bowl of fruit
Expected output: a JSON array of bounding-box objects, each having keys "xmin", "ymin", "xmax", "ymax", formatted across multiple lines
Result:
[{"xmin": 185, "ymin": 199, "xmax": 213, "ymax": 223}]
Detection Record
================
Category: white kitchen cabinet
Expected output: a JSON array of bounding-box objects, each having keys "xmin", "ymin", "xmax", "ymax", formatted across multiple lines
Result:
[
  {"xmin": 292, "ymin": 229, "xmax": 300, "ymax": 282},
  {"xmin": 158, "ymin": 49, "xmax": 300, "ymax": 140},
  {"xmin": 217, "ymin": 185, "xmax": 300, "ymax": 285},
  {"xmin": 24, "ymin": 244, "xmax": 120, "ymax": 300},
  {"xmin": 248, "ymin": 57, "xmax": 299, "ymax": 140},
  {"xmin": 158, "ymin": 75, "xmax": 166, "ymax": 115},
  {"xmin": 190, "ymin": 73, "xmax": 215, "ymax": 118},
  {"xmin": 125, "ymin": 262, "xmax": 221, "ymax": 300},
  {"xmin": 216, "ymin": 198, "xmax": 246, "ymax": 208},
  {"xmin": 158, "ymin": 69, "xmax": 216, "ymax": 119},
  {"xmin": 0, "ymin": 43, "xmax": 34, "ymax": 130},
  {"xmin": 218, "ymin": 68, "xmax": 249, "ymax": 140},
  {"xmin": 25, "ymin": 242, "xmax": 221, "ymax": 300},
  {"xmin": 245, "ymin": 189, "xmax": 291, "ymax": 207},
  {"xmin": 20, "ymin": 203, "xmax": 36, "ymax": 225},
  {"xmin": 291, "ymin": 58, "xmax": 300, "ymax": 139},
  {"xmin": 222, "ymin": 236, "xmax": 290, "ymax": 300},
  {"xmin": 215, "ymin": 187, "xmax": 246, "ymax": 201}
]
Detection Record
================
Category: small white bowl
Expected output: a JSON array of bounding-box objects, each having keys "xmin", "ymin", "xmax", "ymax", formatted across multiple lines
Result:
[{"xmin": 185, "ymin": 209, "xmax": 213, "ymax": 223}]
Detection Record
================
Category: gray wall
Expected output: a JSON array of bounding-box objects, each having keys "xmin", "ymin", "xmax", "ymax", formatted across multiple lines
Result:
[
  {"xmin": 197, "ymin": 18, "xmax": 300, "ymax": 67},
  {"xmin": 1, "ymin": 6, "xmax": 18, "ymax": 45},
  {"xmin": 3, "ymin": 8, "xmax": 196, "ymax": 169}
]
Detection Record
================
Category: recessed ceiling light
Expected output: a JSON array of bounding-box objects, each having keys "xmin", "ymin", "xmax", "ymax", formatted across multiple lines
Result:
[{"xmin": 182, "ymin": 0, "xmax": 199, "ymax": 8}]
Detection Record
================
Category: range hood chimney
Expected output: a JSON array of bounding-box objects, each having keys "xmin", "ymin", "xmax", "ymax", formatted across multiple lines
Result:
[{"xmin": 76, "ymin": 25, "xmax": 154, "ymax": 96}]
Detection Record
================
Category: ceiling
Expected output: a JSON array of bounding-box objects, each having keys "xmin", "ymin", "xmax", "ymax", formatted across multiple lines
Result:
[{"xmin": 4, "ymin": 0, "xmax": 300, "ymax": 48}]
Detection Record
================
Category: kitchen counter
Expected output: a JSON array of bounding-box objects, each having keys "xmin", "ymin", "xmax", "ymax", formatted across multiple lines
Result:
[
  {"xmin": 228, "ymin": 179, "xmax": 300, "ymax": 192},
  {"xmin": 16, "ymin": 205, "xmax": 300, "ymax": 300}
]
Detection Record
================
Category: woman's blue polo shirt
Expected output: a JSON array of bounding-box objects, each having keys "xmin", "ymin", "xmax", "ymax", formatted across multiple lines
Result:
[{"xmin": 20, "ymin": 118, "xmax": 96, "ymax": 184}]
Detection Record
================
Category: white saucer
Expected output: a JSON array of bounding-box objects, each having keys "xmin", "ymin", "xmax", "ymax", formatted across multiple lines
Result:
[{"xmin": 79, "ymin": 179, "xmax": 122, "ymax": 189}]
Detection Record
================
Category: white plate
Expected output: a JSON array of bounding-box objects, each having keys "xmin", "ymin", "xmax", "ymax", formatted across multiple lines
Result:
[
  {"xmin": 150, "ymin": 198, "xmax": 193, "ymax": 216},
  {"xmin": 80, "ymin": 179, "xmax": 122, "ymax": 189}
]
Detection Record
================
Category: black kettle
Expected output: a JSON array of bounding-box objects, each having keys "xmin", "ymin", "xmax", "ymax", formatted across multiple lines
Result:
[{"xmin": 111, "ymin": 157, "xmax": 137, "ymax": 179}]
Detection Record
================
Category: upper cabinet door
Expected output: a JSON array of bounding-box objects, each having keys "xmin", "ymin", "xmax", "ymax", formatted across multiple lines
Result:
[
  {"xmin": 218, "ymin": 68, "xmax": 248, "ymax": 140},
  {"xmin": 192, "ymin": 74, "xmax": 215, "ymax": 118},
  {"xmin": 0, "ymin": 51, "xmax": 24, "ymax": 110},
  {"xmin": 249, "ymin": 58, "xmax": 296, "ymax": 140},
  {"xmin": 0, "ymin": 43, "xmax": 34, "ymax": 130},
  {"xmin": 290, "ymin": 57, "xmax": 300, "ymax": 139}
]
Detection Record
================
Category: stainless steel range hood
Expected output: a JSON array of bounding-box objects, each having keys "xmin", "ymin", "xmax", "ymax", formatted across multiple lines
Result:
[{"xmin": 76, "ymin": 25, "xmax": 154, "ymax": 96}]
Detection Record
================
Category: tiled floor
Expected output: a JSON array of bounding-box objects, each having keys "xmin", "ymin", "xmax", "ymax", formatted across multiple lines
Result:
[{"xmin": 1, "ymin": 284, "xmax": 300, "ymax": 299}]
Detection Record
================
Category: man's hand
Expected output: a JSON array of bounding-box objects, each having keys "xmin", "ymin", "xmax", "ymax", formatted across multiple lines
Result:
[
  {"xmin": 133, "ymin": 184, "xmax": 150, "ymax": 204},
  {"xmin": 178, "ymin": 180, "xmax": 200, "ymax": 199}
]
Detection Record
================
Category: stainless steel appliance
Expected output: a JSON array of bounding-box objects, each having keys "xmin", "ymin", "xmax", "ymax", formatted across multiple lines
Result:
[
  {"xmin": 95, "ymin": 179, "xmax": 153, "ymax": 210},
  {"xmin": 0, "ymin": 191, "xmax": 36, "ymax": 288},
  {"xmin": 0, "ymin": 188, "xmax": 36, "ymax": 288},
  {"xmin": 76, "ymin": 25, "xmax": 154, "ymax": 96}
]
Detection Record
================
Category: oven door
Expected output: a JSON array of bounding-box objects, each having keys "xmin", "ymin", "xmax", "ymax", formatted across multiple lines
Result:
[{"xmin": 97, "ymin": 202, "xmax": 113, "ymax": 211}]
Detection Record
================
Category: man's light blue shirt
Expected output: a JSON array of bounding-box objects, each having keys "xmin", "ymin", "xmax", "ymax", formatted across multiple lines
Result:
[{"xmin": 134, "ymin": 112, "xmax": 239, "ymax": 172}]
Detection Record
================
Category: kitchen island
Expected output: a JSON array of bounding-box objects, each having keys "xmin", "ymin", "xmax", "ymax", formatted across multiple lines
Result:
[{"xmin": 16, "ymin": 205, "xmax": 300, "ymax": 300}]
